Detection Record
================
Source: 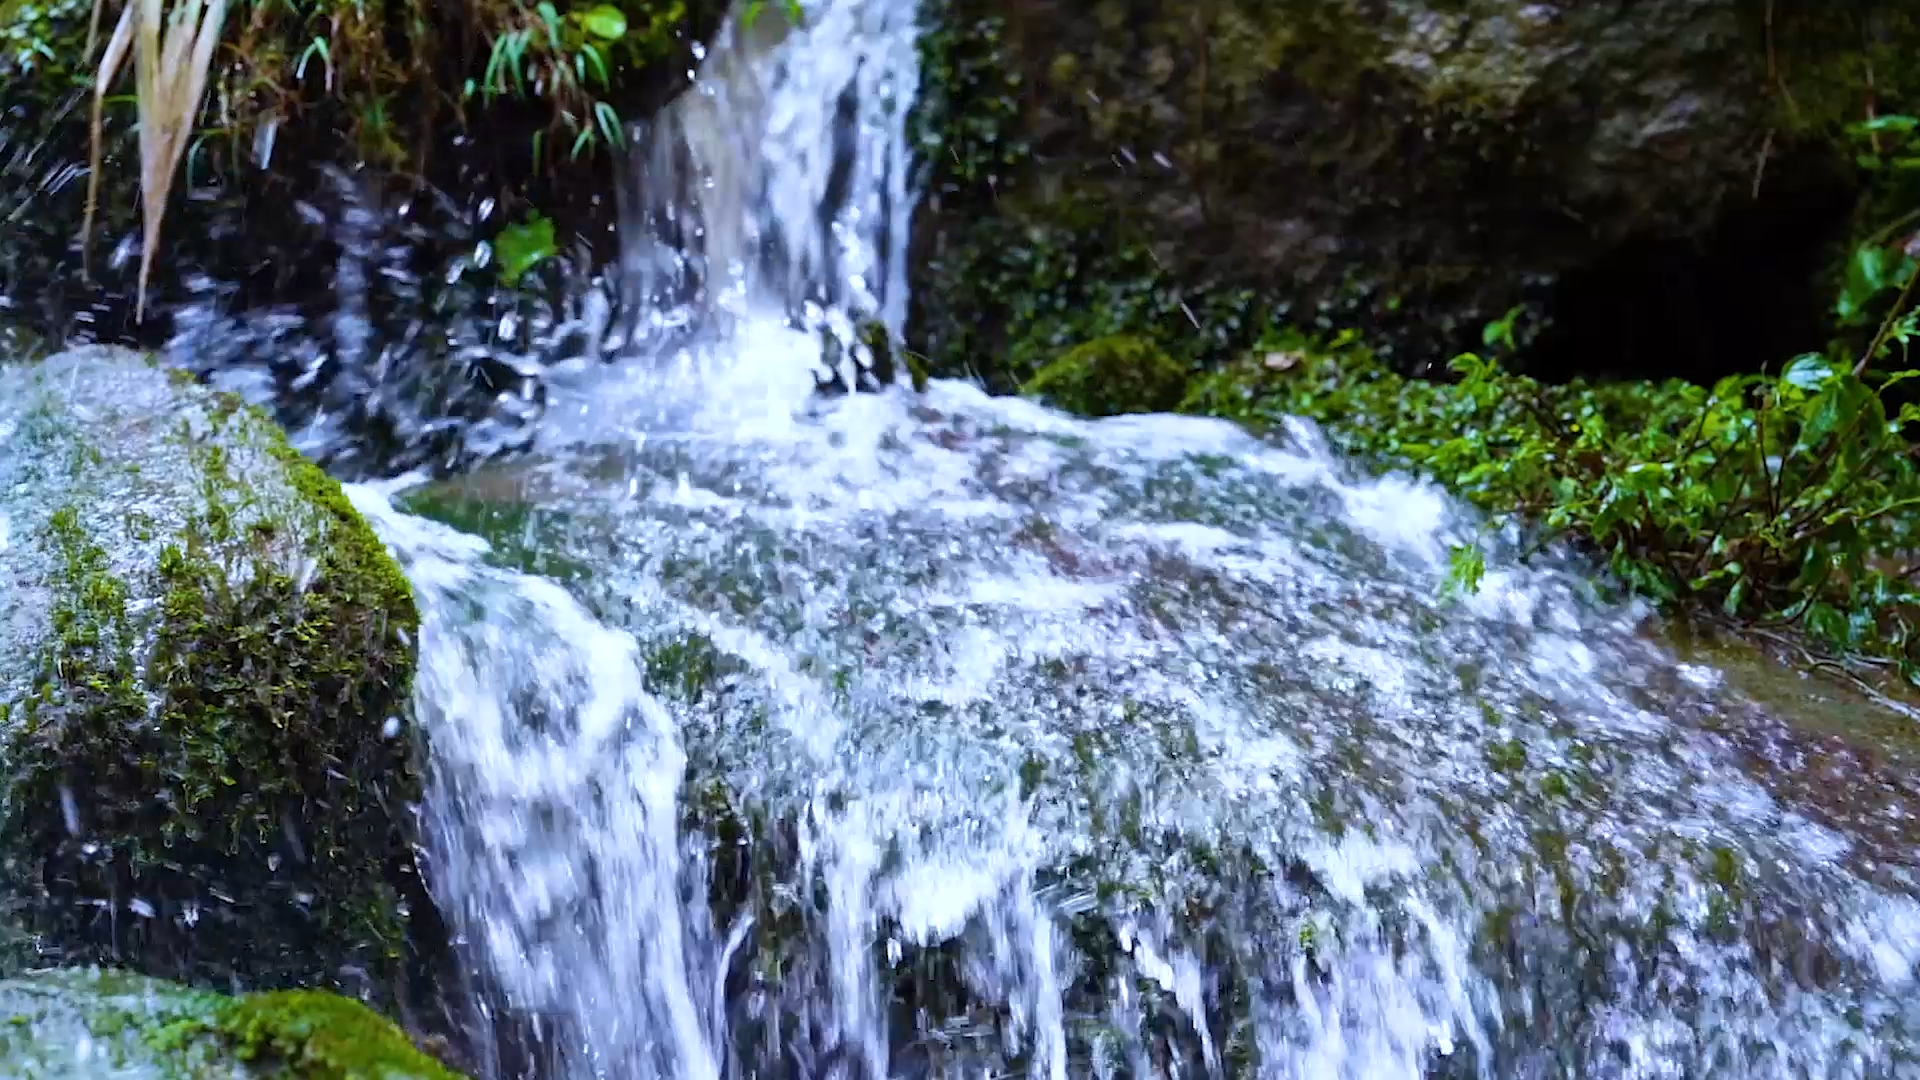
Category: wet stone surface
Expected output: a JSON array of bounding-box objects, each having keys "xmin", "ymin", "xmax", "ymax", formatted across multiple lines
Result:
[{"xmin": 365, "ymin": 361, "xmax": 1920, "ymax": 1080}]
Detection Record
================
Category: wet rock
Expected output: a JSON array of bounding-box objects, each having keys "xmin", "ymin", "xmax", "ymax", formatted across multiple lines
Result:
[
  {"xmin": 0, "ymin": 967, "xmax": 464, "ymax": 1078},
  {"xmin": 909, "ymin": 0, "xmax": 1893, "ymax": 385},
  {"xmin": 381, "ymin": 380, "xmax": 1920, "ymax": 1077},
  {"xmin": 0, "ymin": 347, "xmax": 428, "ymax": 1002}
]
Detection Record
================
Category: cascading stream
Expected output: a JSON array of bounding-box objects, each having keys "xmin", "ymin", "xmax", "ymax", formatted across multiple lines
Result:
[{"xmin": 341, "ymin": 0, "xmax": 1920, "ymax": 1077}]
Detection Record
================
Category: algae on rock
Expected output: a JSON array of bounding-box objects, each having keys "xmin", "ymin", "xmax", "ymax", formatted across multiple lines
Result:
[
  {"xmin": 0, "ymin": 347, "xmax": 427, "ymax": 1002},
  {"xmin": 0, "ymin": 967, "xmax": 463, "ymax": 1079}
]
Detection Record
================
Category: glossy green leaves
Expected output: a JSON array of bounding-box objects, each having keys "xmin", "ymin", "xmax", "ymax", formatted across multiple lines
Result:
[
  {"xmin": 579, "ymin": 3, "xmax": 628, "ymax": 39},
  {"xmin": 493, "ymin": 213, "xmax": 557, "ymax": 285},
  {"xmin": 1184, "ymin": 325, "xmax": 1920, "ymax": 679}
]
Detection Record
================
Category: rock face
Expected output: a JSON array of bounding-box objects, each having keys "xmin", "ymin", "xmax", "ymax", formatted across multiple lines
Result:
[
  {"xmin": 908, "ymin": 0, "xmax": 1902, "ymax": 388},
  {"xmin": 0, "ymin": 348, "xmax": 428, "ymax": 1001},
  {"xmin": 0, "ymin": 968, "xmax": 463, "ymax": 1078}
]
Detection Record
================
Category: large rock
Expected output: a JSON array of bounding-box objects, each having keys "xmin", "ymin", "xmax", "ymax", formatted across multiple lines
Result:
[
  {"xmin": 0, "ymin": 968, "xmax": 463, "ymax": 1078},
  {"xmin": 382, "ymin": 375, "xmax": 1920, "ymax": 1076},
  {"xmin": 908, "ymin": 0, "xmax": 1908, "ymax": 387},
  {"xmin": 0, "ymin": 348, "xmax": 428, "ymax": 1001}
]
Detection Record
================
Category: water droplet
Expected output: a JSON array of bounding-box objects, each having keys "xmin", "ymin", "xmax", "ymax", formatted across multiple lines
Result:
[{"xmin": 57, "ymin": 785, "xmax": 78, "ymax": 836}]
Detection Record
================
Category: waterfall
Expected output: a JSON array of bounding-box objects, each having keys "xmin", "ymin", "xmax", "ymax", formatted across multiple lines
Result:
[
  {"xmin": 345, "ymin": 0, "xmax": 1920, "ymax": 1076},
  {"xmin": 613, "ymin": 0, "xmax": 920, "ymax": 371},
  {"xmin": 351, "ymin": 490, "xmax": 721, "ymax": 1080}
]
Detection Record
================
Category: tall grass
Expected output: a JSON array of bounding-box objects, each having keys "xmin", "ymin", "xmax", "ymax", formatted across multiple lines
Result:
[{"xmin": 82, "ymin": 0, "xmax": 228, "ymax": 320}]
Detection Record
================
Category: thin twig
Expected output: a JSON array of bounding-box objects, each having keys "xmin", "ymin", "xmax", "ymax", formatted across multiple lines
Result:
[
  {"xmin": 1754, "ymin": 376, "xmax": 1778, "ymax": 520},
  {"xmin": 1864, "ymin": 207, "xmax": 1920, "ymax": 251},
  {"xmin": 85, "ymin": 0, "xmax": 104, "ymax": 57},
  {"xmin": 1857, "ymin": 258, "xmax": 1920, "ymax": 377},
  {"xmin": 1746, "ymin": 625, "xmax": 1920, "ymax": 721},
  {"xmin": 1763, "ymin": 0, "xmax": 1799, "ymax": 121}
]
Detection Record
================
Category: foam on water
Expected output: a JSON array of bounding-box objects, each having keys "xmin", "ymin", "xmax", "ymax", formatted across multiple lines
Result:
[
  {"xmin": 339, "ymin": 0, "xmax": 1920, "ymax": 1076},
  {"xmin": 359, "ymin": 365, "xmax": 1920, "ymax": 1077}
]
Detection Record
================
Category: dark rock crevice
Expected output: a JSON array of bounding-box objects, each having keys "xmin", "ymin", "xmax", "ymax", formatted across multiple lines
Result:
[{"xmin": 1516, "ymin": 142, "xmax": 1861, "ymax": 384}]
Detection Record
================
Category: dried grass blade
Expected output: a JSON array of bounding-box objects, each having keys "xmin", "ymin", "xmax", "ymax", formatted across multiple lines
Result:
[
  {"xmin": 81, "ymin": 1, "xmax": 134, "ymax": 278},
  {"xmin": 130, "ymin": 0, "xmax": 229, "ymax": 320}
]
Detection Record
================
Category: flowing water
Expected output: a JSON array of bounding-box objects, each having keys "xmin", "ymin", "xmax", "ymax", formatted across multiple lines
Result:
[{"xmin": 334, "ymin": 1, "xmax": 1920, "ymax": 1077}]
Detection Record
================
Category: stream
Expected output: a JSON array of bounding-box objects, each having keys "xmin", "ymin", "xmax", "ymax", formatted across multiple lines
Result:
[{"xmin": 308, "ymin": 0, "xmax": 1920, "ymax": 1077}]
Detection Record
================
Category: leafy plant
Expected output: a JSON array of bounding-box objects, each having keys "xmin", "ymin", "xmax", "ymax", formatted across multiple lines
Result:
[
  {"xmin": 1441, "ymin": 544, "xmax": 1486, "ymax": 602},
  {"xmin": 474, "ymin": 0, "xmax": 693, "ymax": 161},
  {"xmin": 1177, "ymin": 111, "xmax": 1920, "ymax": 685},
  {"xmin": 492, "ymin": 211, "xmax": 557, "ymax": 284},
  {"xmin": 1184, "ymin": 318, "xmax": 1920, "ymax": 679}
]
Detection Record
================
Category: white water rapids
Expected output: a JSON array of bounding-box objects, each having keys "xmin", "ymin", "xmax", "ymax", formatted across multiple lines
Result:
[{"xmin": 342, "ymin": 1, "xmax": 1920, "ymax": 1077}]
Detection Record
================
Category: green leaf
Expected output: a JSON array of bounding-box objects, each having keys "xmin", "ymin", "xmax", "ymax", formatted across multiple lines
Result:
[
  {"xmin": 1440, "ymin": 544, "xmax": 1486, "ymax": 602},
  {"xmin": 594, "ymin": 101, "xmax": 626, "ymax": 147},
  {"xmin": 580, "ymin": 3, "xmax": 628, "ymax": 39},
  {"xmin": 1838, "ymin": 244, "xmax": 1892, "ymax": 322},
  {"xmin": 1482, "ymin": 305, "xmax": 1523, "ymax": 351},
  {"xmin": 537, "ymin": 1, "xmax": 563, "ymax": 48},
  {"xmin": 1799, "ymin": 379, "xmax": 1870, "ymax": 451},
  {"xmin": 1805, "ymin": 603, "xmax": 1851, "ymax": 647},
  {"xmin": 1721, "ymin": 575, "xmax": 1749, "ymax": 616},
  {"xmin": 493, "ymin": 213, "xmax": 557, "ymax": 286},
  {"xmin": 1850, "ymin": 113, "xmax": 1920, "ymax": 136},
  {"xmin": 1781, "ymin": 353, "xmax": 1835, "ymax": 393},
  {"xmin": 1447, "ymin": 351, "xmax": 1492, "ymax": 382},
  {"xmin": 296, "ymin": 36, "xmax": 331, "ymax": 82},
  {"xmin": 578, "ymin": 42, "xmax": 610, "ymax": 87}
]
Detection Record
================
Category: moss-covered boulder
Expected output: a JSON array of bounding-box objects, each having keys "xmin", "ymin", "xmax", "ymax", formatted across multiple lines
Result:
[
  {"xmin": 0, "ymin": 347, "xmax": 427, "ymax": 1001},
  {"xmin": 0, "ymin": 968, "xmax": 463, "ymax": 1078},
  {"xmin": 1022, "ymin": 334, "xmax": 1189, "ymax": 415},
  {"xmin": 909, "ymin": 0, "xmax": 1917, "ymax": 387}
]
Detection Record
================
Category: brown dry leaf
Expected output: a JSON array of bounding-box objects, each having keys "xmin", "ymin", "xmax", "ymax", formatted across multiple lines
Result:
[{"xmin": 82, "ymin": 0, "xmax": 230, "ymax": 321}]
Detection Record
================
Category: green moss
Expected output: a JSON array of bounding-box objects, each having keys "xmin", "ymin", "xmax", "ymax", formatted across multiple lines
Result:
[
  {"xmin": 0, "ymin": 968, "xmax": 464, "ymax": 1078},
  {"xmin": 1023, "ymin": 335, "xmax": 1190, "ymax": 416},
  {"xmin": 0, "ymin": 349, "xmax": 427, "ymax": 1000},
  {"xmin": 1485, "ymin": 738, "xmax": 1528, "ymax": 775},
  {"xmin": 180, "ymin": 990, "xmax": 461, "ymax": 1079},
  {"xmin": 264, "ymin": 429, "xmax": 418, "ymax": 628},
  {"xmin": 644, "ymin": 634, "xmax": 729, "ymax": 706}
]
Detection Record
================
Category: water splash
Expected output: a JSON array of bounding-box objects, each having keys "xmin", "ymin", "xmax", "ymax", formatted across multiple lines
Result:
[
  {"xmin": 340, "ymin": 0, "xmax": 1920, "ymax": 1076},
  {"xmin": 353, "ymin": 488, "xmax": 720, "ymax": 1080},
  {"xmin": 378, "ymin": 368, "xmax": 1920, "ymax": 1078},
  {"xmin": 612, "ymin": 0, "xmax": 921, "ymax": 383}
]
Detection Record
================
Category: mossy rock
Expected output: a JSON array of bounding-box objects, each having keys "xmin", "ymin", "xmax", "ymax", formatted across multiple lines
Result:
[
  {"xmin": 0, "ymin": 967, "xmax": 464, "ymax": 1078},
  {"xmin": 0, "ymin": 347, "xmax": 427, "ymax": 1001},
  {"xmin": 1022, "ymin": 334, "xmax": 1189, "ymax": 416},
  {"xmin": 908, "ymin": 0, "xmax": 1914, "ymax": 387}
]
